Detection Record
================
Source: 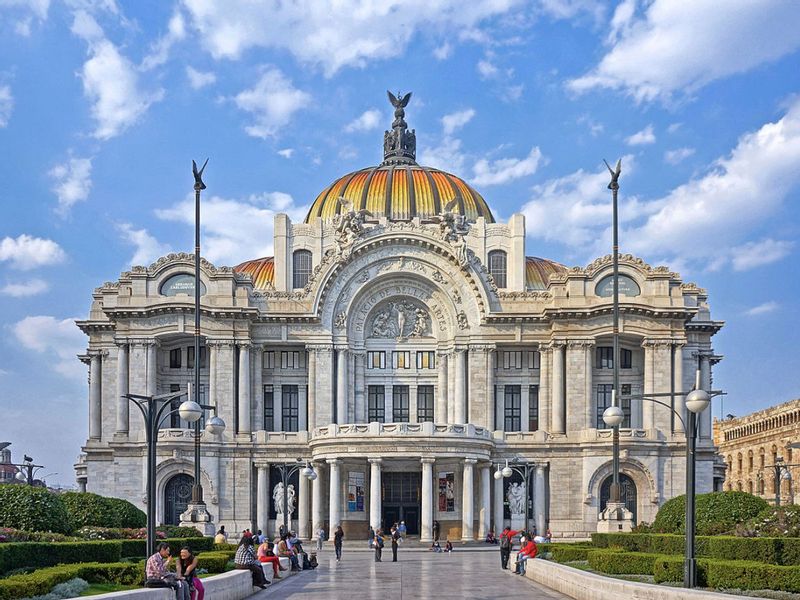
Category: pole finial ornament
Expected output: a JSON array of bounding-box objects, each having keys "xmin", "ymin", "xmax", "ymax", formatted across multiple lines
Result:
[
  {"xmin": 604, "ymin": 158, "xmax": 621, "ymax": 191},
  {"xmin": 192, "ymin": 158, "xmax": 209, "ymax": 192}
]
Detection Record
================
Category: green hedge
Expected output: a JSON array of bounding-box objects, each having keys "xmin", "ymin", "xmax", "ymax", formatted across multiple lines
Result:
[
  {"xmin": 587, "ymin": 549, "xmax": 661, "ymax": 575},
  {"xmin": 0, "ymin": 562, "xmax": 141, "ymax": 600},
  {"xmin": 0, "ymin": 486, "xmax": 71, "ymax": 535},
  {"xmin": 106, "ymin": 499, "xmax": 146, "ymax": 529},
  {"xmin": 547, "ymin": 543, "xmax": 593, "ymax": 563},
  {"xmin": 654, "ymin": 555, "xmax": 800, "ymax": 592},
  {"xmin": 213, "ymin": 543, "xmax": 238, "ymax": 552},
  {"xmin": 652, "ymin": 491, "xmax": 768, "ymax": 535},
  {"xmin": 196, "ymin": 552, "xmax": 233, "ymax": 573},
  {"xmin": 60, "ymin": 493, "xmax": 145, "ymax": 531}
]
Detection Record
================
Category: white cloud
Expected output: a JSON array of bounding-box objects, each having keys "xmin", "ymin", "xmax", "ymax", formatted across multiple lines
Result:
[
  {"xmin": 472, "ymin": 147, "xmax": 543, "ymax": 186},
  {"xmin": 664, "ymin": 147, "xmax": 695, "ymax": 165},
  {"xmin": 538, "ymin": 0, "xmax": 604, "ymax": 21},
  {"xmin": 71, "ymin": 10, "xmax": 163, "ymax": 140},
  {"xmin": 344, "ymin": 109, "xmax": 382, "ymax": 133},
  {"xmin": 1, "ymin": 0, "xmax": 49, "ymax": 35},
  {"xmin": 232, "ymin": 67, "xmax": 311, "ymax": 138},
  {"xmin": 12, "ymin": 315, "xmax": 86, "ymax": 380},
  {"xmin": 116, "ymin": 223, "xmax": 171, "ymax": 267},
  {"xmin": 181, "ymin": 0, "xmax": 522, "ymax": 76},
  {"xmin": 277, "ymin": 148, "xmax": 294, "ymax": 159},
  {"xmin": 568, "ymin": 0, "xmax": 800, "ymax": 102},
  {"xmin": 577, "ymin": 114, "xmax": 604, "ymax": 136},
  {"xmin": 0, "ymin": 85, "xmax": 12, "ymax": 127},
  {"xmin": 0, "ymin": 234, "xmax": 66, "ymax": 270},
  {"xmin": 744, "ymin": 301, "xmax": 779, "ymax": 316},
  {"xmin": 155, "ymin": 191, "xmax": 308, "ymax": 265},
  {"xmin": 477, "ymin": 58, "xmax": 499, "ymax": 79},
  {"xmin": 186, "ymin": 66, "xmax": 216, "ymax": 89},
  {"xmin": 442, "ymin": 109, "xmax": 475, "ymax": 136},
  {"xmin": 141, "ymin": 9, "xmax": 186, "ymax": 71},
  {"xmin": 418, "ymin": 136, "xmax": 466, "ymax": 174},
  {"xmin": 49, "ymin": 156, "xmax": 92, "ymax": 215},
  {"xmin": 0, "ymin": 279, "xmax": 49, "ymax": 297},
  {"xmin": 433, "ymin": 41, "xmax": 452, "ymax": 60},
  {"xmin": 625, "ymin": 124, "xmax": 655, "ymax": 146},
  {"xmin": 730, "ymin": 239, "xmax": 794, "ymax": 272}
]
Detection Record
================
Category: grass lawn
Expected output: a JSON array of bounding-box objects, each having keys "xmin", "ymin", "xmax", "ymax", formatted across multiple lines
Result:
[{"xmin": 80, "ymin": 583, "xmax": 140, "ymax": 596}]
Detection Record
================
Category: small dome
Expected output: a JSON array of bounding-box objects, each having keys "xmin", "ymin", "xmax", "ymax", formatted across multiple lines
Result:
[
  {"xmin": 234, "ymin": 256, "xmax": 274, "ymax": 288},
  {"xmin": 526, "ymin": 256, "xmax": 566, "ymax": 290}
]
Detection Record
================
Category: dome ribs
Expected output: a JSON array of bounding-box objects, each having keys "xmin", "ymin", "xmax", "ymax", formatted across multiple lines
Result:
[
  {"xmin": 384, "ymin": 166, "xmax": 394, "ymax": 219},
  {"xmin": 421, "ymin": 167, "xmax": 441, "ymax": 216},
  {"xmin": 406, "ymin": 166, "xmax": 417, "ymax": 220}
]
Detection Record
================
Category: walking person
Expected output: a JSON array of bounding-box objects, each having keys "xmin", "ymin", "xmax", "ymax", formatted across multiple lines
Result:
[
  {"xmin": 390, "ymin": 525, "xmax": 400, "ymax": 562},
  {"xmin": 316, "ymin": 526, "xmax": 325, "ymax": 552},
  {"xmin": 398, "ymin": 520, "xmax": 407, "ymax": 540},
  {"xmin": 333, "ymin": 525, "xmax": 344, "ymax": 562},
  {"xmin": 498, "ymin": 526, "xmax": 519, "ymax": 570},
  {"xmin": 374, "ymin": 529, "xmax": 384, "ymax": 562}
]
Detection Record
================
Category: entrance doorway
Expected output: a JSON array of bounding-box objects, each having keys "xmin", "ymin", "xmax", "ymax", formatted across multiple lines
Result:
[
  {"xmin": 164, "ymin": 473, "xmax": 194, "ymax": 525},
  {"xmin": 599, "ymin": 473, "xmax": 637, "ymax": 523},
  {"xmin": 382, "ymin": 472, "xmax": 421, "ymax": 534}
]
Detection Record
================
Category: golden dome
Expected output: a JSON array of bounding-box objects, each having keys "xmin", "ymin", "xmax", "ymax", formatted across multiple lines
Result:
[
  {"xmin": 234, "ymin": 256, "xmax": 274, "ymax": 288},
  {"xmin": 526, "ymin": 256, "xmax": 566, "ymax": 290}
]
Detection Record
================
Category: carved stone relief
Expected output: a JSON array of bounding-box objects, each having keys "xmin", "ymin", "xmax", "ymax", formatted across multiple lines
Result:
[{"xmin": 368, "ymin": 300, "xmax": 432, "ymax": 339}]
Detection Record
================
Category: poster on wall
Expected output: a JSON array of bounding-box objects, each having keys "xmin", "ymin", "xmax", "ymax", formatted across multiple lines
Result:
[
  {"xmin": 438, "ymin": 472, "xmax": 454, "ymax": 512},
  {"xmin": 347, "ymin": 471, "xmax": 365, "ymax": 512}
]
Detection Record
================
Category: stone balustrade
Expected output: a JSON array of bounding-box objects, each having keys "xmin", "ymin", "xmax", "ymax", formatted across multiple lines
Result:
[{"xmin": 311, "ymin": 421, "xmax": 492, "ymax": 440}]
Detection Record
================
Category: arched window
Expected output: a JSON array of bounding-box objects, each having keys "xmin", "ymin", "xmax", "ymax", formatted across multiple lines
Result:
[
  {"xmin": 747, "ymin": 480, "xmax": 753, "ymax": 494},
  {"xmin": 488, "ymin": 250, "xmax": 507, "ymax": 288},
  {"xmin": 292, "ymin": 250, "xmax": 312, "ymax": 289},
  {"xmin": 737, "ymin": 453, "xmax": 743, "ymax": 473}
]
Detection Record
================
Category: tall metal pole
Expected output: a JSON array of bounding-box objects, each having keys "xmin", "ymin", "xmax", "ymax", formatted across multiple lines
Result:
[
  {"xmin": 775, "ymin": 465, "xmax": 782, "ymax": 507},
  {"xmin": 146, "ymin": 398, "xmax": 157, "ymax": 558},
  {"xmin": 606, "ymin": 159, "xmax": 622, "ymax": 505},
  {"xmin": 191, "ymin": 159, "xmax": 207, "ymax": 505},
  {"xmin": 283, "ymin": 467, "xmax": 289, "ymax": 535},
  {"xmin": 684, "ymin": 410, "xmax": 697, "ymax": 587}
]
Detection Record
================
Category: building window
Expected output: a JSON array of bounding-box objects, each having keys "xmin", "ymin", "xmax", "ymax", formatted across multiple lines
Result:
[
  {"xmin": 528, "ymin": 351, "xmax": 540, "ymax": 369},
  {"xmin": 281, "ymin": 351, "xmax": 300, "ymax": 369},
  {"xmin": 596, "ymin": 384, "xmax": 631, "ymax": 428},
  {"xmin": 169, "ymin": 348, "xmax": 181, "ymax": 369},
  {"xmin": 596, "ymin": 347, "xmax": 632, "ymax": 369},
  {"xmin": 488, "ymin": 250, "xmax": 507, "ymax": 288},
  {"xmin": 416, "ymin": 351, "xmax": 436, "ymax": 369},
  {"xmin": 748, "ymin": 453, "xmax": 754, "ymax": 472},
  {"xmin": 504, "ymin": 385, "xmax": 522, "ymax": 432},
  {"xmin": 169, "ymin": 383, "xmax": 205, "ymax": 428},
  {"xmin": 392, "ymin": 351, "xmax": 411, "ymax": 369},
  {"xmin": 737, "ymin": 454, "xmax": 743, "ymax": 472},
  {"xmin": 263, "ymin": 351, "xmax": 275, "ymax": 369},
  {"xmin": 621, "ymin": 349, "xmax": 632, "ymax": 369},
  {"xmin": 502, "ymin": 351, "xmax": 523, "ymax": 369},
  {"xmin": 367, "ymin": 351, "xmax": 386, "ymax": 369},
  {"xmin": 529, "ymin": 385, "xmax": 539, "ymax": 431},
  {"xmin": 292, "ymin": 250, "xmax": 312, "ymax": 289},
  {"xmin": 282, "ymin": 385, "xmax": 299, "ymax": 432},
  {"xmin": 263, "ymin": 385, "xmax": 274, "ymax": 431},
  {"xmin": 393, "ymin": 385, "xmax": 410, "ymax": 422},
  {"xmin": 417, "ymin": 385, "xmax": 434, "ymax": 422},
  {"xmin": 368, "ymin": 386, "xmax": 385, "ymax": 422},
  {"xmin": 186, "ymin": 346, "xmax": 207, "ymax": 369}
]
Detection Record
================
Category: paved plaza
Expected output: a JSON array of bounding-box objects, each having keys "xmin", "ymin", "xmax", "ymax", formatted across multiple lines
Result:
[{"xmin": 254, "ymin": 548, "xmax": 568, "ymax": 599}]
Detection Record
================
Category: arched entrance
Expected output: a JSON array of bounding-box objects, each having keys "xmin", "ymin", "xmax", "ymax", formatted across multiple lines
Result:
[
  {"xmin": 599, "ymin": 473, "xmax": 637, "ymax": 523},
  {"xmin": 164, "ymin": 473, "xmax": 194, "ymax": 525}
]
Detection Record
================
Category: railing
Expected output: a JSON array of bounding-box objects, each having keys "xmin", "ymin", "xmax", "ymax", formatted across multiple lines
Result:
[{"xmin": 311, "ymin": 422, "xmax": 492, "ymax": 440}]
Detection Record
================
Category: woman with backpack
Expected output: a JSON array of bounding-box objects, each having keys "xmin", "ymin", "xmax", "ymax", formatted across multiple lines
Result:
[
  {"xmin": 374, "ymin": 528, "xmax": 384, "ymax": 562},
  {"xmin": 498, "ymin": 526, "xmax": 519, "ymax": 569}
]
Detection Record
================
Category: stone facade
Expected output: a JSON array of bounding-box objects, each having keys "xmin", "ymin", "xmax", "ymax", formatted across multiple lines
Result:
[{"xmin": 714, "ymin": 398, "xmax": 800, "ymax": 504}]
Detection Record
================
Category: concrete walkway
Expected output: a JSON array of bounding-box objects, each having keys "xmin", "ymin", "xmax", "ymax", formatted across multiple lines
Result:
[{"xmin": 253, "ymin": 548, "xmax": 570, "ymax": 599}]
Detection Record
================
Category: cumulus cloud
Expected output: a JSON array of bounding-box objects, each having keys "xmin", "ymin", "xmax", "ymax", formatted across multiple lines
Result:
[
  {"xmin": 12, "ymin": 315, "xmax": 87, "ymax": 380},
  {"xmin": 344, "ymin": 109, "xmax": 382, "ymax": 133},
  {"xmin": 232, "ymin": 67, "xmax": 311, "ymax": 138},
  {"xmin": 433, "ymin": 41, "xmax": 452, "ymax": 60},
  {"xmin": 472, "ymin": 147, "xmax": 543, "ymax": 186},
  {"xmin": 140, "ymin": 9, "xmax": 185, "ymax": 70},
  {"xmin": 417, "ymin": 136, "xmax": 466, "ymax": 174},
  {"xmin": 0, "ymin": 279, "xmax": 49, "ymax": 297},
  {"xmin": 744, "ymin": 301, "xmax": 779, "ymax": 316},
  {"xmin": 0, "ymin": 234, "xmax": 66, "ymax": 270},
  {"xmin": 116, "ymin": 223, "xmax": 171, "ymax": 267},
  {"xmin": 0, "ymin": 85, "xmax": 12, "ymax": 127},
  {"xmin": 49, "ymin": 156, "xmax": 92, "ymax": 215},
  {"xmin": 664, "ymin": 147, "xmax": 695, "ymax": 165},
  {"xmin": 181, "ymin": 0, "xmax": 522, "ymax": 76},
  {"xmin": 442, "ymin": 109, "xmax": 476, "ymax": 136},
  {"xmin": 730, "ymin": 239, "xmax": 794, "ymax": 271},
  {"xmin": 277, "ymin": 148, "xmax": 294, "ymax": 159},
  {"xmin": 1, "ymin": 0, "xmax": 50, "ymax": 36},
  {"xmin": 155, "ymin": 191, "xmax": 308, "ymax": 266},
  {"xmin": 186, "ymin": 66, "xmax": 216, "ymax": 89},
  {"xmin": 71, "ymin": 10, "xmax": 163, "ymax": 139},
  {"xmin": 625, "ymin": 124, "xmax": 655, "ymax": 146},
  {"xmin": 568, "ymin": 0, "xmax": 800, "ymax": 102}
]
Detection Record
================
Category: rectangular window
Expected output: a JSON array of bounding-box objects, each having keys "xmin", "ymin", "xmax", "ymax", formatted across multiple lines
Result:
[
  {"xmin": 367, "ymin": 351, "xmax": 386, "ymax": 369},
  {"xmin": 529, "ymin": 385, "xmax": 539, "ymax": 431},
  {"xmin": 281, "ymin": 385, "xmax": 299, "ymax": 432},
  {"xmin": 368, "ymin": 386, "xmax": 385, "ymax": 422},
  {"xmin": 263, "ymin": 351, "xmax": 275, "ymax": 369},
  {"xmin": 502, "ymin": 351, "xmax": 523, "ymax": 369},
  {"xmin": 596, "ymin": 384, "xmax": 631, "ymax": 428},
  {"xmin": 596, "ymin": 347, "xmax": 633, "ymax": 369},
  {"xmin": 393, "ymin": 385, "xmax": 410, "ymax": 423},
  {"xmin": 186, "ymin": 346, "xmax": 207, "ymax": 369},
  {"xmin": 416, "ymin": 351, "xmax": 436, "ymax": 369},
  {"xmin": 281, "ymin": 351, "xmax": 300, "ymax": 369},
  {"xmin": 504, "ymin": 385, "xmax": 522, "ymax": 432},
  {"xmin": 621, "ymin": 348, "xmax": 632, "ymax": 369},
  {"xmin": 528, "ymin": 351, "xmax": 540, "ymax": 370},
  {"xmin": 168, "ymin": 383, "xmax": 204, "ymax": 429},
  {"xmin": 392, "ymin": 351, "xmax": 411, "ymax": 369},
  {"xmin": 263, "ymin": 385, "xmax": 274, "ymax": 431},
  {"xmin": 417, "ymin": 385, "xmax": 435, "ymax": 422},
  {"xmin": 169, "ymin": 348, "xmax": 181, "ymax": 369}
]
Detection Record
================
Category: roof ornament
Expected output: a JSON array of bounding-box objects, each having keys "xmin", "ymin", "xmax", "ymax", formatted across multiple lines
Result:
[{"xmin": 383, "ymin": 90, "xmax": 416, "ymax": 165}]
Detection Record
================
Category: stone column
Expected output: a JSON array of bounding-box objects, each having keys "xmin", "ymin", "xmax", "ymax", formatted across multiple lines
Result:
[
  {"xmin": 369, "ymin": 458, "xmax": 382, "ymax": 531},
  {"xmin": 643, "ymin": 341, "xmax": 655, "ymax": 430},
  {"xmin": 89, "ymin": 351, "xmax": 102, "ymax": 440},
  {"xmin": 311, "ymin": 462, "xmax": 324, "ymax": 539},
  {"xmin": 298, "ymin": 466, "xmax": 310, "ymax": 539},
  {"xmin": 673, "ymin": 343, "xmax": 685, "ymax": 434},
  {"xmin": 479, "ymin": 464, "xmax": 491, "ymax": 539},
  {"xmin": 146, "ymin": 342, "xmax": 157, "ymax": 397},
  {"xmin": 328, "ymin": 459, "xmax": 342, "ymax": 528},
  {"xmin": 420, "ymin": 458, "xmax": 434, "ymax": 542},
  {"xmin": 208, "ymin": 342, "xmax": 218, "ymax": 409},
  {"xmin": 552, "ymin": 343, "xmax": 565, "ymax": 434},
  {"xmin": 256, "ymin": 462, "xmax": 270, "ymax": 535},
  {"xmin": 299, "ymin": 384, "xmax": 308, "ymax": 432},
  {"xmin": 534, "ymin": 463, "xmax": 547, "ymax": 536},
  {"xmin": 454, "ymin": 349, "xmax": 467, "ymax": 424},
  {"xmin": 540, "ymin": 346, "xmax": 551, "ymax": 432},
  {"xmin": 253, "ymin": 346, "xmax": 263, "ymax": 431},
  {"xmin": 237, "ymin": 343, "xmax": 251, "ymax": 435},
  {"xmin": 336, "ymin": 349, "xmax": 348, "ymax": 424},
  {"xmin": 436, "ymin": 351, "xmax": 449, "ymax": 424},
  {"xmin": 307, "ymin": 348, "xmax": 317, "ymax": 431},
  {"xmin": 585, "ymin": 342, "xmax": 594, "ymax": 429},
  {"xmin": 115, "ymin": 342, "xmax": 129, "ymax": 434},
  {"xmin": 493, "ymin": 467, "xmax": 504, "ymax": 534},
  {"xmin": 699, "ymin": 354, "xmax": 712, "ymax": 439},
  {"xmin": 353, "ymin": 351, "xmax": 366, "ymax": 423},
  {"xmin": 461, "ymin": 458, "xmax": 476, "ymax": 541},
  {"xmin": 486, "ymin": 349, "xmax": 496, "ymax": 430}
]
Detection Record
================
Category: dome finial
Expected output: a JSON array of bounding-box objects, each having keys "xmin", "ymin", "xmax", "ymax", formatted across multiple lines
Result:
[{"xmin": 383, "ymin": 90, "xmax": 416, "ymax": 165}]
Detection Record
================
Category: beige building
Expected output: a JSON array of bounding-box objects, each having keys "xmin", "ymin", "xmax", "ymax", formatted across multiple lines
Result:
[
  {"xmin": 75, "ymin": 95, "xmax": 722, "ymax": 539},
  {"xmin": 714, "ymin": 399, "xmax": 800, "ymax": 505}
]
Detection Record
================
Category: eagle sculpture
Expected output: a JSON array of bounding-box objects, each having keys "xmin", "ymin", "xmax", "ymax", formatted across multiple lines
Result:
[{"xmin": 387, "ymin": 91, "xmax": 412, "ymax": 109}]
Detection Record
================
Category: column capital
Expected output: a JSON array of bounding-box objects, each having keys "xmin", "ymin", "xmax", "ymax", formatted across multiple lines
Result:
[
  {"xmin": 88, "ymin": 349, "xmax": 109, "ymax": 358},
  {"xmin": 236, "ymin": 341, "xmax": 253, "ymax": 349},
  {"xmin": 129, "ymin": 337, "xmax": 158, "ymax": 347},
  {"xmin": 368, "ymin": 457, "xmax": 383, "ymax": 465},
  {"xmin": 114, "ymin": 337, "xmax": 131, "ymax": 347},
  {"xmin": 307, "ymin": 344, "xmax": 333, "ymax": 353},
  {"xmin": 642, "ymin": 337, "xmax": 672, "ymax": 349},
  {"xmin": 206, "ymin": 338, "xmax": 236, "ymax": 348},
  {"xmin": 326, "ymin": 458, "xmax": 341, "ymax": 466},
  {"xmin": 566, "ymin": 338, "xmax": 595, "ymax": 349},
  {"xmin": 420, "ymin": 457, "xmax": 436, "ymax": 465},
  {"xmin": 464, "ymin": 458, "xmax": 478, "ymax": 465},
  {"xmin": 548, "ymin": 339, "xmax": 567, "ymax": 349},
  {"xmin": 254, "ymin": 461, "xmax": 271, "ymax": 469}
]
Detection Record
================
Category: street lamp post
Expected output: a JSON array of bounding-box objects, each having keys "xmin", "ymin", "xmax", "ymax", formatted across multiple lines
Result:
[
  {"xmin": 494, "ymin": 458, "xmax": 535, "ymax": 535},
  {"xmin": 603, "ymin": 371, "xmax": 721, "ymax": 588},
  {"xmin": 765, "ymin": 457, "xmax": 800, "ymax": 507},
  {"xmin": 273, "ymin": 460, "xmax": 317, "ymax": 535},
  {"xmin": 12, "ymin": 458, "xmax": 45, "ymax": 486}
]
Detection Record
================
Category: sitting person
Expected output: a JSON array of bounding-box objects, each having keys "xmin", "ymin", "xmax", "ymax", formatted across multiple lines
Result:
[
  {"xmin": 257, "ymin": 539, "xmax": 287, "ymax": 579},
  {"xmin": 430, "ymin": 541, "xmax": 442, "ymax": 552},
  {"xmin": 145, "ymin": 543, "xmax": 189, "ymax": 600},
  {"xmin": 513, "ymin": 537, "xmax": 538, "ymax": 576},
  {"xmin": 213, "ymin": 526, "xmax": 227, "ymax": 544},
  {"xmin": 444, "ymin": 539, "xmax": 453, "ymax": 553},
  {"xmin": 277, "ymin": 534, "xmax": 300, "ymax": 571},
  {"xmin": 485, "ymin": 529, "xmax": 497, "ymax": 544},
  {"xmin": 176, "ymin": 546, "xmax": 203, "ymax": 600},
  {"xmin": 234, "ymin": 536, "xmax": 268, "ymax": 589}
]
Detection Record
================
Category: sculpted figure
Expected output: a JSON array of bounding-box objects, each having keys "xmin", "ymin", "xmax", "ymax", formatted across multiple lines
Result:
[
  {"xmin": 333, "ymin": 196, "xmax": 372, "ymax": 256},
  {"xmin": 507, "ymin": 482, "xmax": 525, "ymax": 515},
  {"xmin": 272, "ymin": 482, "xmax": 284, "ymax": 514},
  {"xmin": 411, "ymin": 308, "xmax": 429, "ymax": 337},
  {"xmin": 371, "ymin": 308, "xmax": 394, "ymax": 338}
]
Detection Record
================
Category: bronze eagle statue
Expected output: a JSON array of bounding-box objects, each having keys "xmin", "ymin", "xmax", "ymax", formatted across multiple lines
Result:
[
  {"xmin": 387, "ymin": 90, "xmax": 412, "ymax": 109},
  {"xmin": 192, "ymin": 158, "xmax": 209, "ymax": 191},
  {"xmin": 603, "ymin": 158, "xmax": 621, "ymax": 191}
]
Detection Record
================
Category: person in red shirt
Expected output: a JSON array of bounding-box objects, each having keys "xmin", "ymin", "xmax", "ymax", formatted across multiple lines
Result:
[
  {"xmin": 498, "ymin": 527, "xmax": 519, "ymax": 569},
  {"xmin": 513, "ymin": 538, "xmax": 538, "ymax": 575}
]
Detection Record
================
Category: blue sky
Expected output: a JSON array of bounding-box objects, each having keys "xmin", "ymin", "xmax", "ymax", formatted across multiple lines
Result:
[{"xmin": 0, "ymin": 0, "xmax": 798, "ymax": 486}]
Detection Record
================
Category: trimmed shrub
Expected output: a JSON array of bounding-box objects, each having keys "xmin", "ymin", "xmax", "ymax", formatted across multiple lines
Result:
[
  {"xmin": 652, "ymin": 491, "xmax": 768, "ymax": 535},
  {"xmin": 0, "ymin": 562, "xmax": 140, "ymax": 600},
  {"xmin": 106, "ymin": 498, "xmax": 146, "ymax": 529},
  {"xmin": 60, "ymin": 492, "xmax": 117, "ymax": 530},
  {"xmin": 26, "ymin": 577, "xmax": 89, "ymax": 600},
  {"xmin": 213, "ymin": 543, "xmax": 238, "ymax": 552},
  {"xmin": 741, "ymin": 505, "xmax": 800, "ymax": 538},
  {"xmin": 0, "ymin": 529, "xmax": 72, "ymax": 543},
  {"xmin": 196, "ymin": 552, "xmax": 232, "ymax": 573},
  {"xmin": 705, "ymin": 559, "xmax": 800, "ymax": 593},
  {"xmin": 158, "ymin": 525, "xmax": 203, "ymax": 539},
  {"xmin": 587, "ymin": 549, "xmax": 660, "ymax": 575},
  {"xmin": 652, "ymin": 555, "xmax": 708, "ymax": 585},
  {"xmin": 781, "ymin": 538, "xmax": 800, "ymax": 566},
  {"xmin": 0, "ymin": 486, "xmax": 71, "ymax": 534},
  {"xmin": 548, "ymin": 543, "xmax": 591, "ymax": 563}
]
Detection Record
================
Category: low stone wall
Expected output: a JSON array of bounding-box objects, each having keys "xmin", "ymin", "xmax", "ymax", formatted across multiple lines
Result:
[
  {"xmin": 85, "ymin": 571, "xmax": 254, "ymax": 600},
  {"xmin": 524, "ymin": 559, "xmax": 742, "ymax": 600}
]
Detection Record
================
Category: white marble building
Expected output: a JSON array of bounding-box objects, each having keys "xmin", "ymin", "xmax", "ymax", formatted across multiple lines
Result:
[{"xmin": 75, "ymin": 97, "xmax": 722, "ymax": 540}]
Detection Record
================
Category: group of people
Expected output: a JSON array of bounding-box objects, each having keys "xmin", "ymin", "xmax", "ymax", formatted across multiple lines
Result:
[
  {"xmin": 498, "ymin": 526, "xmax": 548, "ymax": 575},
  {"xmin": 145, "ymin": 543, "xmax": 204, "ymax": 600},
  {"xmin": 427, "ymin": 520, "xmax": 453, "ymax": 553},
  {"xmin": 314, "ymin": 525, "xmax": 345, "ymax": 562},
  {"xmin": 366, "ymin": 521, "xmax": 407, "ymax": 562}
]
